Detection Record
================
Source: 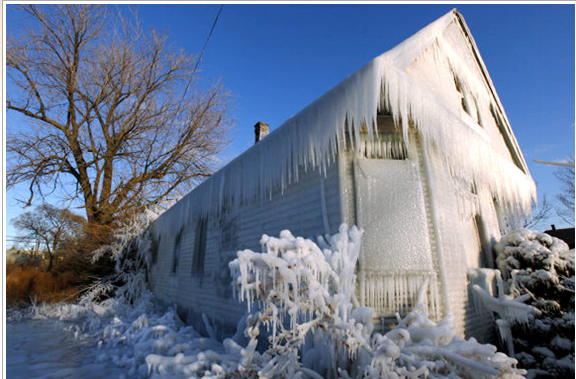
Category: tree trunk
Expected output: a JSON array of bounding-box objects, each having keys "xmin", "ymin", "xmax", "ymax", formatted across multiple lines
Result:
[{"xmin": 47, "ymin": 253, "xmax": 54, "ymax": 272}]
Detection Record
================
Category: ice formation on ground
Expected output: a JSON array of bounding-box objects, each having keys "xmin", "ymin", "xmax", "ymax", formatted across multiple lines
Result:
[
  {"xmin": 490, "ymin": 229, "xmax": 575, "ymax": 379},
  {"xmin": 8, "ymin": 223, "xmax": 528, "ymax": 378}
]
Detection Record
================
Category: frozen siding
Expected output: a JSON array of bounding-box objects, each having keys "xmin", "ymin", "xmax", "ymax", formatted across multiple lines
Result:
[
  {"xmin": 422, "ymin": 145, "xmax": 509, "ymax": 340},
  {"xmin": 423, "ymin": 146, "xmax": 468, "ymax": 335},
  {"xmin": 399, "ymin": 18, "xmax": 526, "ymax": 338},
  {"xmin": 463, "ymin": 192, "xmax": 504, "ymax": 341},
  {"xmin": 148, "ymin": 160, "xmax": 342, "ymax": 338},
  {"xmin": 147, "ymin": 9, "xmax": 535, "ymax": 343}
]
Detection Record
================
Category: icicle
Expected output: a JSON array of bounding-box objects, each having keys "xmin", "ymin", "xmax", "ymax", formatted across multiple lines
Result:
[
  {"xmin": 363, "ymin": 271, "xmax": 441, "ymax": 322},
  {"xmin": 152, "ymin": 9, "xmax": 535, "ymax": 246}
]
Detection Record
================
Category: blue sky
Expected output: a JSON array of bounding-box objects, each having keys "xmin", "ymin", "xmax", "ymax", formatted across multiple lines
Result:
[{"xmin": 5, "ymin": 4, "xmax": 575, "ymax": 245}]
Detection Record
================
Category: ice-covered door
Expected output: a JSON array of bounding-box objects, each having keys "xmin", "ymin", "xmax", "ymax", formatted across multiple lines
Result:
[
  {"xmin": 355, "ymin": 159, "xmax": 432, "ymax": 270},
  {"xmin": 354, "ymin": 158, "xmax": 438, "ymax": 317}
]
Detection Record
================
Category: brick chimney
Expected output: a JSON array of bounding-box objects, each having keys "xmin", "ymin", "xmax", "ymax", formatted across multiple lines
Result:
[{"xmin": 254, "ymin": 121, "xmax": 269, "ymax": 143}]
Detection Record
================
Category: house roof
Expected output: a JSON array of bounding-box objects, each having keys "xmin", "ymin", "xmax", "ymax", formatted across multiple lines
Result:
[
  {"xmin": 544, "ymin": 227, "xmax": 575, "ymax": 249},
  {"xmin": 153, "ymin": 9, "xmax": 535, "ymax": 237}
]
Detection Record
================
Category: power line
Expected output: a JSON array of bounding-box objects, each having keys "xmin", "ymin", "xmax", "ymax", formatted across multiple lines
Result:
[
  {"xmin": 178, "ymin": 4, "xmax": 224, "ymax": 111},
  {"xmin": 192, "ymin": 4, "xmax": 224, "ymax": 76}
]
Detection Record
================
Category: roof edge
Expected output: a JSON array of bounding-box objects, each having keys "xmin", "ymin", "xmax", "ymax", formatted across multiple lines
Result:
[{"xmin": 452, "ymin": 10, "xmax": 531, "ymax": 176}]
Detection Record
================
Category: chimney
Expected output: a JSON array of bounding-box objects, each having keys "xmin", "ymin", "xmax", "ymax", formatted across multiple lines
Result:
[{"xmin": 254, "ymin": 121, "xmax": 269, "ymax": 143}]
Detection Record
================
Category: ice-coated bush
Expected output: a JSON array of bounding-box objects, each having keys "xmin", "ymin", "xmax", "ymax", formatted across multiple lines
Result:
[
  {"xmin": 226, "ymin": 224, "xmax": 526, "ymax": 379},
  {"xmin": 82, "ymin": 203, "xmax": 171, "ymax": 304},
  {"xmin": 493, "ymin": 229, "xmax": 574, "ymax": 379}
]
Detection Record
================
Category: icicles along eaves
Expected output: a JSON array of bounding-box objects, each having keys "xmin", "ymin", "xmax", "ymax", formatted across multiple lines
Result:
[{"xmin": 153, "ymin": 9, "xmax": 535, "ymax": 239}]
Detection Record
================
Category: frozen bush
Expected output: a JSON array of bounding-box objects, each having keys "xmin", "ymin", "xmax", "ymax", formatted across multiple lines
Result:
[
  {"xmin": 82, "ymin": 202, "xmax": 173, "ymax": 304},
  {"xmin": 227, "ymin": 224, "xmax": 526, "ymax": 379},
  {"xmin": 494, "ymin": 229, "xmax": 574, "ymax": 378}
]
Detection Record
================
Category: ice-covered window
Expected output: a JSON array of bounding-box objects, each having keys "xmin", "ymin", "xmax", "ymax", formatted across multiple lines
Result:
[
  {"xmin": 192, "ymin": 218, "xmax": 207, "ymax": 276},
  {"xmin": 474, "ymin": 215, "xmax": 493, "ymax": 268},
  {"xmin": 171, "ymin": 232, "xmax": 182, "ymax": 275},
  {"xmin": 454, "ymin": 75, "xmax": 471, "ymax": 116},
  {"xmin": 493, "ymin": 197, "xmax": 510, "ymax": 235},
  {"xmin": 454, "ymin": 74, "xmax": 483, "ymax": 127},
  {"xmin": 473, "ymin": 98, "xmax": 483, "ymax": 127},
  {"xmin": 150, "ymin": 234, "xmax": 161, "ymax": 265},
  {"xmin": 220, "ymin": 210, "xmax": 237, "ymax": 252},
  {"xmin": 490, "ymin": 104, "xmax": 525, "ymax": 173},
  {"xmin": 358, "ymin": 113, "xmax": 407, "ymax": 159}
]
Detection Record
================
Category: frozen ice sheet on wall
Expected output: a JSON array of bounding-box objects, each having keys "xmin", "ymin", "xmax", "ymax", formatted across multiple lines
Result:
[{"xmin": 355, "ymin": 159, "xmax": 433, "ymax": 271}]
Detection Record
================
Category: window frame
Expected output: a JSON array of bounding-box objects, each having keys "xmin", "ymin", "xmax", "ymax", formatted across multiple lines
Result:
[
  {"xmin": 171, "ymin": 231, "xmax": 182, "ymax": 275},
  {"xmin": 192, "ymin": 218, "xmax": 208, "ymax": 276},
  {"xmin": 357, "ymin": 113, "xmax": 407, "ymax": 160}
]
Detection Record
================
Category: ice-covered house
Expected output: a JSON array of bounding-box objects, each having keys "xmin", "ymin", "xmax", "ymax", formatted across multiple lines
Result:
[{"xmin": 146, "ymin": 9, "xmax": 535, "ymax": 341}]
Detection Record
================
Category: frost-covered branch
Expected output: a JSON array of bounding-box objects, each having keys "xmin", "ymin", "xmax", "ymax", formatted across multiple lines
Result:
[
  {"xmin": 80, "ymin": 202, "xmax": 172, "ymax": 304},
  {"xmin": 228, "ymin": 224, "xmax": 368, "ymax": 377}
]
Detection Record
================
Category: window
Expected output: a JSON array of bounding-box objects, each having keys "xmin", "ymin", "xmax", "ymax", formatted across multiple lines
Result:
[
  {"xmin": 454, "ymin": 75, "xmax": 471, "ymax": 116},
  {"xmin": 454, "ymin": 74, "xmax": 483, "ymax": 127},
  {"xmin": 473, "ymin": 98, "xmax": 483, "ymax": 127},
  {"xmin": 192, "ymin": 218, "xmax": 208, "ymax": 276},
  {"xmin": 220, "ymin": 207, "xmax": 237, "ymax": 252},
  {"xmin": 490, "ymin": 103, "xmax": 525, "ymax": 173},
  {"xmin": 150, "ymin": 234, "xmax": 161, "ymax": 265},
  {"xmin": 358, "ymin": 113, "xmax": 407, "ymax": 159},
  {"xmin": 172, "ymin": 232, "xmax": 182, "ymax": 274},
  {"xmin": 475, "ymin": 215, "xmax": 492, "ymax": 268}
]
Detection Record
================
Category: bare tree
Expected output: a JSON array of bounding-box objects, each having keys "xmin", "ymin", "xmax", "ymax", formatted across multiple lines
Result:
[
  {"xmin": 12, "ymin": 204, "xmax": 86, "ymax": 271},
  {"xmin": 7, "ymin": 5, "xmax": 232, "ymax": 229},
  {"xmin": 523, "ymin": 194, "xmax": 552, "ymax": 230},
  {"xmin": 555, "ymin": 157, "xmax": 575, "ymax": 226}
]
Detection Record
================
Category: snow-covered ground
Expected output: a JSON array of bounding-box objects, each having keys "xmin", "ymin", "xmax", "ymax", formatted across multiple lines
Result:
[
  {"xmin": 5, "ymin": 290, "xmax": 523, "ymax": 379},
  {"xmin": 7, "ymin": 318, "xmax": 129, "ymax": 379},
  {"xmin": 7, "ymin": 295, "xmax": 227, "ymax": 379}
]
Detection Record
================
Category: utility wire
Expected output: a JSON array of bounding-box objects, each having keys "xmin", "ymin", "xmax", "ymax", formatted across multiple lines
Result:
[
  {"xmin": 178, "ymin": 4, "xmax": 224, "ymax": 112},
  {"xmin": 192, "ymin": 4, "xmax": 224, "ymax": 76}
]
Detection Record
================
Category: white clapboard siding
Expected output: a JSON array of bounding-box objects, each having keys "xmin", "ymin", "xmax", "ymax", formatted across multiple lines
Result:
[{"xmin": 148, "ymin": 160, "xmax": 342, "ymax": 338}]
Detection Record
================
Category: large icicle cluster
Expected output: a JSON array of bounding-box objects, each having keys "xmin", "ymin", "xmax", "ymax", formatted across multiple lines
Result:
[
  {"xmin": 153, "ymin": 9, "xmax": 535, "ymax": 241},
  {"xmin": 492, "ymin": 229, "xmax": 574, "ymax": 378}
]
